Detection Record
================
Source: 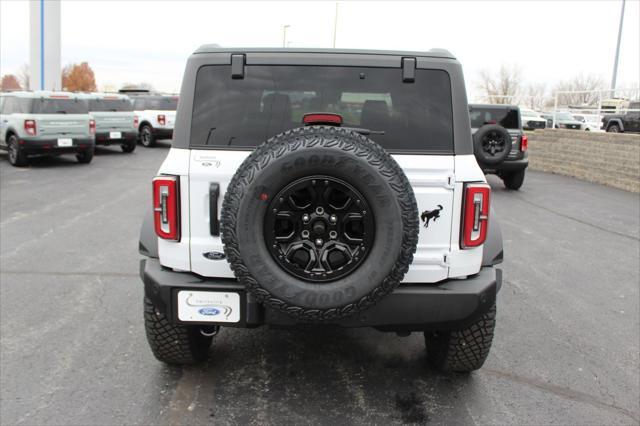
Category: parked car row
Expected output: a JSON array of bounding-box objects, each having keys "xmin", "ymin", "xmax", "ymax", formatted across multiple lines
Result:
[{"xmin": 0, "ymin": 90, "xmax": 178, "ymax": 167}]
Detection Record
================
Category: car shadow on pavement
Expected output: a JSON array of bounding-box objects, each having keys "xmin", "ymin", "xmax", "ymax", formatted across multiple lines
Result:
[{"xmin": 155, "ymin": 327, "xmax": 477, "ymax": 424}]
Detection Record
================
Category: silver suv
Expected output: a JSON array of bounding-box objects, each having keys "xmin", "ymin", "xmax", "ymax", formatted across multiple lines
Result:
[{"xmin": 0, "ymin": 91, "xmax": 96, "ymax": 166}]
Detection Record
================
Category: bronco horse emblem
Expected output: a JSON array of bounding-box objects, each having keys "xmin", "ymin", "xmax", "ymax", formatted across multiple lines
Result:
[{"xmin": 421, "ymin": 205, "xmax": 443, "ymax": 228}]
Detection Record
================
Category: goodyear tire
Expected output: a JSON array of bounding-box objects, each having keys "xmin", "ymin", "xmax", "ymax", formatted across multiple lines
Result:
[{"xmin": 221, "ymin": 126, "xmax": 419, "ymax": 321}]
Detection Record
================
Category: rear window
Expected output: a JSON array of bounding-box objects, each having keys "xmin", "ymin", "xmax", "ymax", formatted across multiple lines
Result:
[
  {"xmin": 32, "ymin": 98, "xmax": 88, "ymax": 114},
  {"xmin": 88, "ymin": 98, "xmax": 133, "ymax": 112},
  {"xmin": 190, "ymin": 65, "xmax": 453, "ymax": 153},
  {"xmin": 133, "ymin": 97, "xmax": 177, "ymax": 111},
  {"xmin": 469, "ymin": 107, "xmax": 519, "ymax": 129}
]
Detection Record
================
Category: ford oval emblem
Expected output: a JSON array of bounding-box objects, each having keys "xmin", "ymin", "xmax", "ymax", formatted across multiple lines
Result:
[
  {"xmin": 203, "ymin": 251, "xmax": 226, "ymax": 260},
  {"xmin": 198, "ymin": 307, "xmax": 221, "ymax": 316}
]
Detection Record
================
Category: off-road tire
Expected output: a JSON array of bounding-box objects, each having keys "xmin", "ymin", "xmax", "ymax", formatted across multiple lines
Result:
[
  {"xmin": 121, "ymin": 140, "xmax": 136, "ymax": 153},
  {"xmin": 425, "ymin": 304, "xmax": 496, "ymax": 372},
  {"xmin": 143, "ymin": 297, "xmax": 212, "ymax": 365},
  {"xmin": 76, "ymin": 148, "xmax": 94, "ymax": 164},
  {"xmin": 140, "ymin": 125, "xmax": 156, "ymax": 147},
  {"xmin": 502, "ymin": 169, "xmax": 525, "ymax": 190},
  {"xmin": 473, "ymin": 124, "xmax": 512, "ymax": 166},
  {"xmin": 7, "ymin": 134, "xmax": 28, "ymax": 167},
  {"xmin": 221, "ymin": 126, "xmax": 419, "ymax": 322},
  {"xmin": 607, "ymin": 124, "xmax": 621, "ymax": 133}
]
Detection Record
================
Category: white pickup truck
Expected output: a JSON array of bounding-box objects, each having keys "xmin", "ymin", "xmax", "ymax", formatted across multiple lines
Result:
[{"xmin": 129, "ymin": 94, "xmax": 178, "ymax": 147}]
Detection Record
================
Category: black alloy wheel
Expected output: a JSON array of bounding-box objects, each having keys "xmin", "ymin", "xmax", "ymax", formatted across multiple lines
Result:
[{"xmin": 264, "ymin": 175, "xmax": 374, "ymax": 283}]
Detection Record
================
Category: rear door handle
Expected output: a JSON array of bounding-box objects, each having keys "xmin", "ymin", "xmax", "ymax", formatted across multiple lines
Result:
[{"xmin": 209, "ymin": 183, "xmax": 220, "ymax": 236}]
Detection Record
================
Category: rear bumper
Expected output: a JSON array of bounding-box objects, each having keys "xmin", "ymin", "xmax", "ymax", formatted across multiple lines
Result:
[
  {"xmin": 95, "ymin": 131, "xmax": 136, "ymax": 145},
  {"xmin": 18, "ymin": 137, "xmax": 95, "ymax": 155},
  {"xmin": 140, "ymin": 258, "xmax": 501, "ymax": 331},
  {"xmin": 152, "ymin": 127, "xmax": 173, "ymax": 139},
  {"xmin": 483, "ymin": 155, "xmax": 529, "ymax": 174}
]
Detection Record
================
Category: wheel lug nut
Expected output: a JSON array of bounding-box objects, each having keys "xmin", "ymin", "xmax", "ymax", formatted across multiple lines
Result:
[
  {"xmin": 302, "ymin": 214, "xmax": 310, "ymax": 223},
  {"xmin": 315, "ymin": 239, "xmax": 323, "ymax": 247},
  {"xmin": 316, "ymin": 207, "xmax": 324, "ymax": 215},
  {"xmin": 330, "ymin": 214, "xmax": 337, "ymax": 223},
  {"xmin": 329, "ymin": 231, "xmax": 337, "ymax": 239},
  {"xmin": 302, "ymin": 230, "xmax": 310, "ymax": 238}
]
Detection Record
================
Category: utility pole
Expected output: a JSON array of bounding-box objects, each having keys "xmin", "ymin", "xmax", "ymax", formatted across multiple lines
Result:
[
  {"xmin": 282, "ymin": 25, "xmax": 290, "ymax": 48},
  {"xmin": 610, "ymin": 0, "xmax": 625, "ymax": 93},
  {"xmin": 333, "ymin": 3, "xmax": 339, "ymax": 48}
]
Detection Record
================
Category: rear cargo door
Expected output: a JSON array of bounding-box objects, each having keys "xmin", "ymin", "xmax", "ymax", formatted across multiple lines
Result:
[
  {"xmin": 37, "ymin": 115, "xmax": 89, "ymax": 138},
  {"xmin": 187, "ymin": 60, "xmax": 457, "ymax": 283},
  {"xmin": 91, "ymin": 111, "xmax": 134, "ymax": 132},
  {"xmin": 189, "ymin": 149, "xmax": 249, "ymax": 278},
  {"xmin": 393, "ymin": 155, "xmax": 454, "ymax": 283}
]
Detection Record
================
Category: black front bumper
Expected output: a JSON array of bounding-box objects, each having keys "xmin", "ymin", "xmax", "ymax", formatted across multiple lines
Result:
[
  {"xmin": 95, "ymin": 131, "xmax": 136, "ymax": 146},
  {"xmin": 19, "ymin": 138, "xmax": 95, "ymax": 155},
  {"xmin": 140, "ymin": 258, "xmax": 501, "ymax": 331}
]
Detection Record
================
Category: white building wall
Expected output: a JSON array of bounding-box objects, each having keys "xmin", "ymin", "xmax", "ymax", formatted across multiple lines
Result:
[{"xmin": 29, "ymin": 0, "xmax": 61, "ymax": 91}]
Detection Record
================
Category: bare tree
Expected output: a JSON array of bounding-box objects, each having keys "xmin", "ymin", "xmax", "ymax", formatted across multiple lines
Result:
[
  {"xmin": 477, "ymin": 64, "xmax": 522, "ymax": 104},
  {"xmin": 17, "ymin": 64, "xmax": 29, "ymax": 89},
  {"xmin": 553, "ymin": 74, "xmax": 606, "ymax": 106},
  {"xmin": 524, "ymin": 83, "xmax": 547, "ymax": 110}
]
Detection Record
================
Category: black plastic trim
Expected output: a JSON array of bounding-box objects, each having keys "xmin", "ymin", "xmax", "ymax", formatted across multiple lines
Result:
[
  {"xmin": 209, "ymin": 183, "xmax": 220, "ymax": 236},
  {"xmin": 140, "ymin": 258, "xmax": 500, "ymax": 331},
  {"xmin": 402, "ymin": 57, "xmax": 416, "ymax": 82},
  {"xmin": 231, "ymin": 54, "xmax": 245, "ymax": 79}
]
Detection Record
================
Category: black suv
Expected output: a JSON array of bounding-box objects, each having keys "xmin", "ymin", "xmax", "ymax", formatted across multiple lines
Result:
[{"xmin": 469, "ymin": 104, "xmax": 528, "ymax": 190}]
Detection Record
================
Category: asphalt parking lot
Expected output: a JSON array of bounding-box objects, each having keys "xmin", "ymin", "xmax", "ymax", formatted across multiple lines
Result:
[{"xmin": 1, "ymin": 143, "xmax": 638, "ymax": 425}]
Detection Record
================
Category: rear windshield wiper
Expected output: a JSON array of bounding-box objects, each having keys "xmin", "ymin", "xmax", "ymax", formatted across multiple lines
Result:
[{"xmin": 343, "ymin": 126, "xmax": 385, "ymax": 136}]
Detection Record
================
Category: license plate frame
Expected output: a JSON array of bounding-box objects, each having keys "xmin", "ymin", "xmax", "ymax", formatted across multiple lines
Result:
[
  {"xmin": 57, "ymin": 138, "xmax": 73, "ymax": 147},
  {"xmin": 176, "ymin": 290, "xmax": 241, "ymax": 323},
  {"xmin": 109, "ymin": 131, "xmax": 122, "ymax": 139}
]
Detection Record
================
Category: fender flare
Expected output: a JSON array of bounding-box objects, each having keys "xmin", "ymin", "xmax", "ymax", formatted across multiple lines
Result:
[
  {"xmin": 482, "ymin": 208, "xmax": 503, "ymax": 266},
  {"xmin": 139, "ymin": 207, "xmax": 158, "ymax": 258},
  {"xmin": 606, "ymin": 118, "xmax": 624, "ymax": 131}
]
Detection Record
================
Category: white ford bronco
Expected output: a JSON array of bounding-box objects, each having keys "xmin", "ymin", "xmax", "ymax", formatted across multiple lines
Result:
[
  {"xmin": 128, "ymin": 92, "xmax": 178, "ymax": 148},
  {"xmin": 139, "ymin": 47, "xmax": 503, "ymax": 372}
]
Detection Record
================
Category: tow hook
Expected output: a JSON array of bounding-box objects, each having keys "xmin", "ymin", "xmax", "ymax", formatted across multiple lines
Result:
[{"xmin": 200, "ymin": 326, "xmax": 220, "ymax": 337}]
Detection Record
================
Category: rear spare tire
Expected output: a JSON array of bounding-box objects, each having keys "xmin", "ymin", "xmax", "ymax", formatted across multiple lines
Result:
[
  {"xmin": 473, "ymin": 124, "xmax": 512, "ymax": 166},
  {"xmin": 221, "ymin": 126, "xmax": 419, "ymax": 321}
]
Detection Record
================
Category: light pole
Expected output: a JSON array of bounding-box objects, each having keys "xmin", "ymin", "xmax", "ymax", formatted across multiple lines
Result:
[
  {"xmin": 610, "ymin": 0, "xmax": 626, "ymax": 93},
  {"xmin": 333, "ymin": 3, "xmax": 339, "ymax": 48},
  {"xmin": 282, "ymin": 25, "xmax": 290, "ymax": 48}
]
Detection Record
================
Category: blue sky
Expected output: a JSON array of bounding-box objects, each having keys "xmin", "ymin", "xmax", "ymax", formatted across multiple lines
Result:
[{"xmin": 1, "ymin": 0, "xmax": 638, "ymax": 100}]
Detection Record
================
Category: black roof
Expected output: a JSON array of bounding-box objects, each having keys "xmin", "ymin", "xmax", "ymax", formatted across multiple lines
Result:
[{"xmin": 193, "ymin": 46, "xmax": 455, "ymax": 59}]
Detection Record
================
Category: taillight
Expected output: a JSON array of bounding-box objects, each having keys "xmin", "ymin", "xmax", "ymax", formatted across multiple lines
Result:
[
  {"xmin": 89, "ymin": 119, "xmax": 96, "ymax": 135},
  {"xmin": 520, "ymin": 135, "xmax": 528, "ymax": 152},
  {"xmin": 133, "ymin": 115, "xmax": 139, "ymax": 128},
  {"xmin": 153, "ymin": 176, "xmax": 180, "ymax": 241},
  {"xmin": 24, "ymin": 119, "xmax": 37, "ymax": 136},
  {"xmin": 461, "ymin": 183, "xmax": 490, "ymax": 249},
  {"xmin": 157, "ymin": 114, "xmax": 166, "ymax": 126}
]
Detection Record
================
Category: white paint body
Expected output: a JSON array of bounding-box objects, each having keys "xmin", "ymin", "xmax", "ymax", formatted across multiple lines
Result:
[{"xmin": 156, "ymin": 148, "xmax": 487, "ymax": 283}]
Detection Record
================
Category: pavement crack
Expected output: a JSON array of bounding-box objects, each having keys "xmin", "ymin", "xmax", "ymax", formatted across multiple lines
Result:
[
  {"xmin": 512, "ymin": 194, "xmax": 639, "ymax": 241},
  {"xmin": 484, "ymin": 368, "xmax": 639, "ymax": 423}
]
